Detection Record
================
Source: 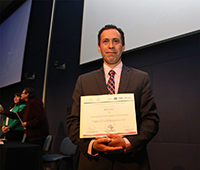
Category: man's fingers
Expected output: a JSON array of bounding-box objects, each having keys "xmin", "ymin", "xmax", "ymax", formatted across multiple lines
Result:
[{"xmin": 96, "ymin": 137, "xmax": 112, "ymax": 144}]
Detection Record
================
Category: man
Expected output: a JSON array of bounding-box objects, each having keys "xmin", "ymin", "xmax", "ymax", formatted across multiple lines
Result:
[
  {"xmin": 0, "ymin": 87, "xmax": 49, "ymax": 148},
  {"xmin": 67, "ymin": 25, "xmax": 159, "ymax": 169}
]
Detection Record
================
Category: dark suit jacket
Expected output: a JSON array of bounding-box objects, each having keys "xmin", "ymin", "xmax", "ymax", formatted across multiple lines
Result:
[{"xmin": 67, "ymin": 64, "xmax": 159, "ymax": 170}]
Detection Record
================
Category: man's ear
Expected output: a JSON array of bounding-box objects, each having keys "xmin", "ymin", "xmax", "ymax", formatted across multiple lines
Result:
[
  {"xmin": 97, "ymin": 45, "xmax": 101, "ymax": 53},
  {"xmin": 122, "ymin": 45, "xmax": 125, "ymax": 52}
]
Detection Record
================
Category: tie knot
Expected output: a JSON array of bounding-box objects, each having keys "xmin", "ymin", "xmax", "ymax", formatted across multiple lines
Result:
[{"xmin": 108, "ymin": 70, "xmax": 115, "ymax": 76}]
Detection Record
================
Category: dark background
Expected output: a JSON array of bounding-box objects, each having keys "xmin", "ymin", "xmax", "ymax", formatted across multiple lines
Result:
[{"xmin": 0, "ymin": 0, "xmax": 199, "ymax": 169}]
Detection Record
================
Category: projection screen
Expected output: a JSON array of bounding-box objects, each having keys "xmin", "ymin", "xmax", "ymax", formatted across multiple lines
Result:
[
  {"xmin": 0, "ymin": 0, "xmax": 32, "ymax": 88},
  {"xmin": 80, "ymin": 0, "xmax": 200, "ymax": 65}
]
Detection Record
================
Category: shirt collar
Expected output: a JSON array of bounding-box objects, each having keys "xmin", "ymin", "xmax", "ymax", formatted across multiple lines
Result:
[{"xmin": 103, "ymin": 61, "xmax": 123, "ymax": 77}]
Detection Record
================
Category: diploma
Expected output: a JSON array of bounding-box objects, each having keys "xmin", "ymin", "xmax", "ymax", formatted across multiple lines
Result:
[
  {"xmin": 80, "ymin": 93, "xmax": 137, "ymax": 138},
  {"xmin": 15, "ymin": 112, "xmax": 26, "ymax": 129}
]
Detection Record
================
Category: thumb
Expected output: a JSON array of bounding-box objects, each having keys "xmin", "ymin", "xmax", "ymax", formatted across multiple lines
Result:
[{"xmin": 106, "ymin": 133, "xmax": 116, "ymax": 138}]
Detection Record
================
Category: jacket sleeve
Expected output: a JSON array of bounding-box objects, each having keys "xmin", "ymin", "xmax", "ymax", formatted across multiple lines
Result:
[
  {"xmin": 126, "ymin": 72, "xmax": 159, "ymax": 156},
  {"xmin": 67, "ymin": 76, "xmax": 92, "ymax": 158},
  {"xmin": 8, "ymin": 119, "xmax": 21, "ymax": 129}
]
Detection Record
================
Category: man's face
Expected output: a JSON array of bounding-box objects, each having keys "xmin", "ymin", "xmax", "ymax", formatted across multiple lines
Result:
[
  {"xmin": 21, "ymin": 90, "xmax": 29, "ymax": 101},
  {"xmin": 98, "ymin": 29, "xmax": 125, "ymax": 68}
]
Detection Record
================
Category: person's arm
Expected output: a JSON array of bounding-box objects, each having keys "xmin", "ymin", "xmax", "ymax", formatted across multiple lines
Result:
[
  {"xmin": 116, "ymin": 73, "xmax": 159, "ymax": 156},
  {"xmin": 0, "ymin": 109, "xmax": 19, "ymax": 119},
  {"xmin": 67, "ymin": 76, "xmax": 92, "ymax": 157},
  {"xmin": 7, "ymin": 119, "xmax": 21, "ymax": 129}
]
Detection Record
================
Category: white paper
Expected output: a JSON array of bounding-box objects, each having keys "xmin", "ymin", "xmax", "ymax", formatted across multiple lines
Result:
[{"xmin": 80, "ymin": 93, "xmax": 137, "ymax": 138}]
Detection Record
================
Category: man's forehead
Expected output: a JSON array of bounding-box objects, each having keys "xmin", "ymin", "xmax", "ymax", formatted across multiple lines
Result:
[
  {"xmin": 101, "ymin": 29, "xmax": 121, "ymax": 38},
  {"xmin": 101, "ymin": 28, "xmax": 120, "ymax": 33}
]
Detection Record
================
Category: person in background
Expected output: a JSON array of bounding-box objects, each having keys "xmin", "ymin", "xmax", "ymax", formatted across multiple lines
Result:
[
  {"xmin": 67, "ymin": 24, "xmax": 159, "ymax": 169},
  {"xmin": 1, "ymin": 93, "xmax": 26, "ymax": 141},
  {"xmin": 0, "ymin": 87, "xmax": 49, "ymax": 148},
  {"xmin": 0, "ymin": 104, "xmax": 4, "ymax": 138}
]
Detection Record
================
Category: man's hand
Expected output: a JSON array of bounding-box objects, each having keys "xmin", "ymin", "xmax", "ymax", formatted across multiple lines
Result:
[
  {"xmin": 92, "ymin": 135, "xmax": 124, "ymax": 154},
  {"xmin": 107, "ymin": 134, "xmax": 126, "ymax": 152}
]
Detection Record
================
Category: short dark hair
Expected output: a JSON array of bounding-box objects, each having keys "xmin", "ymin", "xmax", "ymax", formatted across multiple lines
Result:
[
  {"xmin": 98, "ymin": 24, "xmax": 125, "ymax": 46},
  {"xmin": 24, "ymin": 87, "xmax": 36, "ymax": 99}
]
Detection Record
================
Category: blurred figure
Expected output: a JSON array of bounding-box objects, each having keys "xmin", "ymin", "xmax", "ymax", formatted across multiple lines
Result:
[
  {"xmin": 0, "ymin": 87, "xmax": 49, "ymax": 148},
  {"xmin": 0, "ymin": 104, "xmax": 4, "ymax": 138},
  {"xmin": 1, "ymin": 93, "xmax": 26, "ymax": 141}
]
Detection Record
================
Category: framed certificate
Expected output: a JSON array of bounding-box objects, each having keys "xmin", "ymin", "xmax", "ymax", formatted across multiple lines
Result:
[{"xmin": 80, "ymin": 93, "xmax": 137, "ymax": 138}]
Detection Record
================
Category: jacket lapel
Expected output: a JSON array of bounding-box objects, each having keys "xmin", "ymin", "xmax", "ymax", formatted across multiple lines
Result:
[
  {"xmin": 95, "ymin": 67, "xmax": 108, "ymax": 94},
  {"xmin": 94, "ymin": 65, "xmax": 131, "ymax": 94},
  {"xmin": 118, "ymin": 65, "xmax": 131, "ymax": 93}
]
